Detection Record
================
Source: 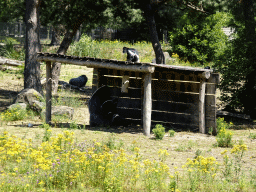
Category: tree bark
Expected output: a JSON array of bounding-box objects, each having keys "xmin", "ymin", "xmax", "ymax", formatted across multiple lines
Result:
[
  {"xmin": 242, "ymin": 0, "xmax": 256, "ymax": 117},
  {"xmin": 74, "ymin": 25, "xmax": 82, "ymax": 42},
  {"xmin": 144, "ymin": 3, "xmax": 165, "ymax": 64},
  {"xmin": 24, "ymin": 0, "xmax": 42, "ymax": 94},
  {"xmin": 50, "ymin": 26, "xmax": 61, "ymax": 46},
  {"xmin": 51, "ymin": 23, "xmax": 83, "ymax": 94}
]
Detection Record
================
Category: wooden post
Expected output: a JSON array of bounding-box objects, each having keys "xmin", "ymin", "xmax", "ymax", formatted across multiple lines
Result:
[
  {"xmin": 143, "ymin": 73, "xmax": 152, "ymax": 136},
  {"xmin": 46, "ymin": 61, "xmax": 52, "ymax": 124},
  {"xmin": 199, "ymin": 71, "xmax": 210, "ymax": 134},
  {"xmin": 92, "ymin": 68, "xmax": 99, "ymax": 93}
]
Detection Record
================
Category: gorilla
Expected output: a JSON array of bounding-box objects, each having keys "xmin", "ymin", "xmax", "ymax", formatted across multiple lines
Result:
[
  {"xmin": 88, "ymin": 85, "xmax": 121, "ymax": 127},
  {"xmin": 69, "ymin": 75, "xmax": 88, "ymax": 88},
  {"xmin": 123, "ymin": 47, "xmax": 140, "ymax": 63}
]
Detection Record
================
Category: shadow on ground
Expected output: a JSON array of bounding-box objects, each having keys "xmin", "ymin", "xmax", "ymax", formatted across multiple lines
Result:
[{"xmin": 0, "ymin": 88, "xmax": 18, "ymax": 112}]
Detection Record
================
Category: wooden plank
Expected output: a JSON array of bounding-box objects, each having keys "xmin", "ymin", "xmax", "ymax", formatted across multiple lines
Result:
[
  {"xmin": 151, "ymin": 121, "xmax": 198, "ymax": 131},
  {"xmin": 153, "ymin": 65, "xmax": 213, "ymax": 73},
  {"xmin": 153, "ymin": 68, "xmax": 203, "ymax": 82},
  {"xmin": 117, "ymin": 108, "xmax": 141, "ymax": 119},
  {"xmin": 199, "ymin": 79, "xmax": 206, "ymax": 134},
  {"xmin": 152, "ymin": 80, "xmax": 201, "ymax": 94},
  {"xmin": 116, "ymin": 97, "xmax": 141, "ymax": 109},
  {"xmin": 205, "ymin": 94, "xmax": 217, "ymax": 135},
  {"xmin": 46, "ymin": 61, "xmax": 52, "ymax": 124},
  {"xmin": 98, "ymin": 68, "xmax": 108, "ymax": 87},
  {"xmin": 114, "ymin": 97, "xmax": 197, "ymax": 115},
  {"xmin": 151, "ymin": 111, "xmax": 198, "ymax": 125},
  {"xmin": 152, "ymin": 89, "xmax": 199, "ymax": 104},
  {"xmin": 143, "ymin": 73, "xmax": 152, "ymax": 136},
  {"xmin": 92, "ymin": 68, "xmax": 99, "ymax": 93},
  {"xmin": 152, "ymin": 100, "xmax": 197, "ymax": 114},
  {"xmin": 207, "ymin": 73, "xmax": 220, "ymax": 84},
  {"xmin": 117, "ymin": 107, "xmax": 198, "ymax": 127}
]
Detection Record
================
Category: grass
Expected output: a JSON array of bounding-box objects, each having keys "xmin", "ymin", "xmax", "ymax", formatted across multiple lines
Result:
[{"xmin": 0, "ymin": 127, "xmax": 255, "ymax": 191}]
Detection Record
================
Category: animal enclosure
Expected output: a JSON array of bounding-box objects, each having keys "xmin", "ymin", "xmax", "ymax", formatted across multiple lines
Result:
[
  {"xmin": 93, "ymin": 66, "xmax": 219, "ymax": 134},
  {"xmin": 37, "ymin": 52, "xmax": 219, "ymax": 136}
]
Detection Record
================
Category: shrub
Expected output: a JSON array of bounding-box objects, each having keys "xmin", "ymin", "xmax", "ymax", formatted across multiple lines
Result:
[
  {"xmin": 152, "ymin": 124, "xmax": 165, "ymax": 140},
  {"xmin": 169, "ymin": 129, "xmax": 175, "ymax": 137},
  {"xmin": 249, "ymin": 133, "xmax": 256, "ymax": 139},
  {"xmin": 0, "ymin": 38, "xmax": 25, "ymax": 60},
  {"xmin": 0, "ymin": 105, "xmax": 27, "ymax": 121},
  {"xmin": 216, "ymin": 118, "xmax": 233, "ymax": 147},
  {"xmin": 68, "ymin": 34, "xmax": 100, "ymax": 58}
]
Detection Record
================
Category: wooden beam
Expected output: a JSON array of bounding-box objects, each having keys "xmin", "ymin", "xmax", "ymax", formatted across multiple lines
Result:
[
  {"xmin": 0, "ymin": 57, "xmax": 23, "ymax": 66},
  {"xmin": 46, "ymin": 61, "xmax": 52, "ymax": 124},
  {"xmin": 143, "ymin": 73, "xmax": 152, "ymax": 136},
  {"xmin": 198, "ymin": 72, "xmax": 210, "ymax": 134},
  {"xmin": 37, "ymin": 56, "xmax": 155, "ymax": 73}
]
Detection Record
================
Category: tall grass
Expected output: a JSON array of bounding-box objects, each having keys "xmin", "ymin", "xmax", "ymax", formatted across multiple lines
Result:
[
  {"xmin": 67, "ymin": 34, "xmax": 155, "ymax": 63},
  {"xmin": 0, "ymin": 38, "xmax": 25, "ymax": 60}
]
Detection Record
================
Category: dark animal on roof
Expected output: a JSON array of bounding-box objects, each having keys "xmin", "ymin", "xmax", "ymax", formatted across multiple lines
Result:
[
  {"xmin": 69, "ymin": 75, "xmax": 88, "ymax": 88},
  {"xmin": 123, "ymin": 47, "xmax": 140, "ymax": 63}
]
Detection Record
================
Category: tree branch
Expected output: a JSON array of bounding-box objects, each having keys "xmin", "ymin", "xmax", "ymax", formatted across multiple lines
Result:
[{"xmin": 186, "ymin": 2, "xmax": 207, "ymax": 14}]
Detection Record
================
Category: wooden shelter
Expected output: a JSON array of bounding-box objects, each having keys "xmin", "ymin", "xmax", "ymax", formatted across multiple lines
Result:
[{"xmin": 37, "ymin": 52, "xmax": 219, "ymax": 136}]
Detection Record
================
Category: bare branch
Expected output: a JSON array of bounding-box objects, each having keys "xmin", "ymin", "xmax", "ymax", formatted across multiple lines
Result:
[{"xmin": 186, "ymin": 2, "xmax": 207, "ymax": 13}]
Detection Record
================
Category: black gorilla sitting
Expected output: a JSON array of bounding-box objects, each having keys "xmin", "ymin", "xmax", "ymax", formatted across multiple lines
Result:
[
  {"xmin": 69, "ymin": 75, "xmax": 88, "ymax": 88},
  {"xmin": 123, "ymin": 47, "xmax": 140, "ymax": 63},
  {"xmin": 88, "ymin": 85, "xmax": 121, "ymax": 126}
]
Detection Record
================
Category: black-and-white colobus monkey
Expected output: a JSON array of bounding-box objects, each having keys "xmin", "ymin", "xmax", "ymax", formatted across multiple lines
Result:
[{"xmin": 123, "ymin": 47, "xmax": 140, "ymax": 63}]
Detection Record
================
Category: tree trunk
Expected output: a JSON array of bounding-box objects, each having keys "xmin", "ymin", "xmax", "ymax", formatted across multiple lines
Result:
[
  {"xmin": 50, "ymin": 26, "xmax": 61, "ymax": 46},
  {"xmin": 24, "ymin": 0, "xmax": 42, "ymax": 94},
  {"xmin": 242, "ymin": 0, "xmax": 256, "ymax": 117},
  {"xmin": 74, "ymin": 25, "xmax": 82, "ymax": 42},
  {"xmin": 51, "ymin": 23, "xmax": 83, "ymax": 94},
  {"xmin": 144, "ymin": 4, "xmax": 165, "ymax": 64}
]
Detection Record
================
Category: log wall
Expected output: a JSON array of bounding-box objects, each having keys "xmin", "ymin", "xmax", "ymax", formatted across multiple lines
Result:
[{"xmin": 94, "ymin": 67, "xmax": 219, "ymax": 132}]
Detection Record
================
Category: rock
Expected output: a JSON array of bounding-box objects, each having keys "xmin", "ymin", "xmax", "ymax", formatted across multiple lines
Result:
[
  {"xmin": 28, "ymin": 123, "xmax": 33, "ymax": 127},
  {"xmin": 13, "ymin": 88, "xmax": 45, "ymax": 113},
  {"xmin": 41, "ymin": 78, "xmax": 47, "ymax": 89},
  {"xmin": 8, "ymin": 103, "xmax": 27, "ymax": 110}
]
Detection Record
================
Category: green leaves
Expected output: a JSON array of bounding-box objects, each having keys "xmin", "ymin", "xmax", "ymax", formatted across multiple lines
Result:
[{"xmin": 169, "ymin": 12, "xmax": 230, "ymax": 64}]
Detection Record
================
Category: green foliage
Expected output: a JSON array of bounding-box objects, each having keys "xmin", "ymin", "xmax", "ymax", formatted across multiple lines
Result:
[
  {"xmin": 0, "ymin": 38, "xmax": 25, "ymax": 60},
  {"xmin": 216, "ymin": 118, "xmax": 233, "ymax": 148},
  {"xmin": 68, "ymin": 34, "xmax": 100, "ymax": 58},
  {"xmin": 169, "ymin": 129, "xmax": 175, "ymax": 137},
  {"xmin": 0, "ymin": 105, "xmax": 27, "ymax": 121},
  {"xmin": 214, "ymin": 27, "xmax": 256, "ymax": 114},
  {"xmin": 69, "ymin": 121, "xmax": 78, "ymax": 129},
  {"xmin": 249, "ymin": 133, "xmax": 256, "ymax": 140},
  {"xmin": 169, "ymin": 12, "xmax": 230, "ymax": 64},
  {"xmin": 67, "ymin": 37, "xmax": 154, "ymax": 63},
  {"xmin": 152, "ymin": 124, "xmax": 165, "ymax": 140},
  {"xmin": 40, "ymin": 123, "xmax": 52, "ymax": 142},
  {"xmin": 103, "ymin": 133, "xmax": 124, "ymax": 150}
]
